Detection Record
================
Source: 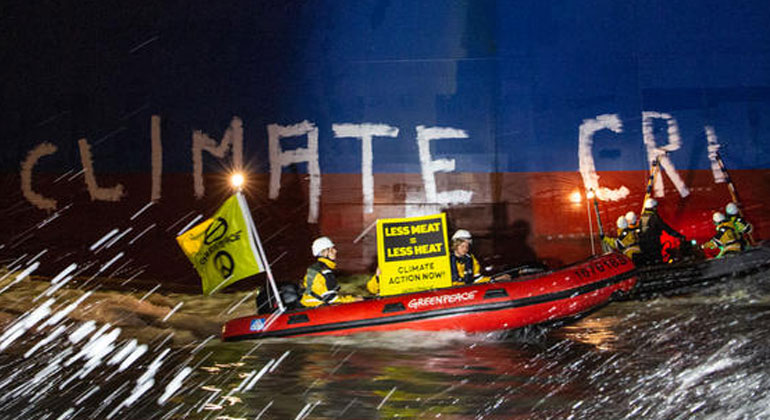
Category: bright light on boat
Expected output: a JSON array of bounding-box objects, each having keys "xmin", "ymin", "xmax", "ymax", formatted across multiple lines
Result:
[
  {"xmin": 230, "ymin": 172, "xmax": 245, "ymax": 189},
  {"xmin": 586, "ymin": 190, "xmax": 595, "ymax": 200},
  {"xmin": 569, "ymin": 191, "xmax": 582, "ymax": 204}
]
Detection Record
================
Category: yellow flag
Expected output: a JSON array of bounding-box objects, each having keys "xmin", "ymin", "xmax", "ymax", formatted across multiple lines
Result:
[{"xmin": 176, "ymin": 195, "xmax": 264, "ymax": 295}]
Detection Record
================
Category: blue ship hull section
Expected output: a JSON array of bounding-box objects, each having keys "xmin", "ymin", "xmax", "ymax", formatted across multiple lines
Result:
[
  {"xmin": 2, "ymin": 1, "xmax": 769, "ymax": 290},
  {"xmin": 3, "ymin": 0, "xmax": 770, "ymax": 174}
]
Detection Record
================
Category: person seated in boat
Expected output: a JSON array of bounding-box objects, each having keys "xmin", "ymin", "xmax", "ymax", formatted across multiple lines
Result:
[
  {"xmin": 299, "ymin": 236, "xmax": 362, "ymax": 307},
  {"xmin": 701, "ymin": 212, "xmax": 742, "ymax": 258},
  {"xmin": 625, "ymin": 211, "xmax": 639, "ymax": 231},
  {"xmin": 638, "ymin": 198, "xmax": 686, "ymax": 266},
  {"xmin": 365, "ymin": 230, "xmax": 513, "ymax": 294},
  {"xmin": 450, "ymin": 229, "xmax": 511, "ymax": 285},
  {"xmin": 601, "ymin": 216, "xmax": 641, "ymax": 263},
  {"xmin": 725, "ymin": 202, "xmax": 753, "ymax": 250}
]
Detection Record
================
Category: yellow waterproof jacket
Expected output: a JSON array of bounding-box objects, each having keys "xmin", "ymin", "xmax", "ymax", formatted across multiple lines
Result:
[
  {"xmin": 729, "ymin": 215, "xmax": 753, "ymax": 250},
  {"xmin": 703, "ymin": 221, "xmax": 742, "ymax": 258},
  {"xmin": 729, "ymin": 215, "xmax": 753, "ymax": 235},
  {"xmin": 300, "ymin": 257, "xmax": 358, "ymax": 307},
  {"xmin": 450, "ymin": 253, "xmax": 490, "ymax": 286},
  {"xmin": 366, "ymin": 274, "xmax": 379, "ymax": 295},
  {"xmin": 602, "ymin": 228, "xmax": 641, "ymax": 259}
]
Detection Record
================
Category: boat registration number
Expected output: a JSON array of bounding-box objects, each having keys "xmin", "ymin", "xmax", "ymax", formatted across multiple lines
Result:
[{"xmin": 572, "ymin": 254, "xmax": 627, "ymax": 281}]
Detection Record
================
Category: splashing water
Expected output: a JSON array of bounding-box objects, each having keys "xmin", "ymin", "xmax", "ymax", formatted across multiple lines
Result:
[{"xmin": 0, "ymin": 261, "xmax": 768, "ymax": 419}]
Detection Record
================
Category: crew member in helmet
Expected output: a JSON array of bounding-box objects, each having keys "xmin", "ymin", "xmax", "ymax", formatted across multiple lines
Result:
[
  {"xmin": 625, "ymin": 211, "xmax": 639, "ymax": 231},
  {"xmin": 601, "ymin": 216, "xmax": 641, "ymax": 263},
  {"xmin": 300, "ymin": 236, "xmax": 361, "ymax": 307},
  {"xmin": 638, "ymin": 198, "xmax": 686, "ymax": 265},
  {"xmin": 702, "ymin": 212, "xmax": 742, "ymax": 258},
  {"xmin": 450, "ymin": 229, "xmax": 511, "ymax": 286},
  {"xmin": 725, "ymin": 202, "xmax": 753, "ymax": 250}
]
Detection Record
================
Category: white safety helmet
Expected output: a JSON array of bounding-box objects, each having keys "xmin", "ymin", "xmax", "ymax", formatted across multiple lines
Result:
[
  {"xmin": 616, "ymin": 216, "xmax": 628, "ymax": 229},
  {"xmin": 644, "ymin": 198, "xmax": 658, "ymax": 210},
  {"xmin": 311, "ymin": 236, "xmax": 335, "ymax": 257},
  {"xmin": 725, "ymin": 202, "xmax": 739, "ymax": 216},
  {"xmin": 712, "ymin": 212, "xmax": 726, "ymax": 224},
  {"xmin": 625, "ymin": 211, "xmax": 638, "ymax": 226},
  {"xmin": 451, "ymin": 229, "xmax": 472, "ymax": 243}
]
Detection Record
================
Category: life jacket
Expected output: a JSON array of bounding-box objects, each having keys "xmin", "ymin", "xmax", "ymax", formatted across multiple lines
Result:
[
  {"xmin": 300, "ymin": 257, "xmax": 340, "ymax": 307},
  {"xmin": 728, "ymin": 215, "xmax": 753, "ymax": 250},
  {"xmin": 707, "ymin": 221, "xmax": 742, "ymax": 257},
  {"xmin": 450, "ymin": 253, "xmax": 481, "ymax": 285},
  {"xmin": 616, "ymin": 227, "xmax": 641, "ymax": 258}
]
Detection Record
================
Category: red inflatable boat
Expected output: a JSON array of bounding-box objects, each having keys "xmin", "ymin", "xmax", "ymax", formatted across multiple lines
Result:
[{"xmin": 221, "ymin": 253, "xmax": 636, "ymax": 341}]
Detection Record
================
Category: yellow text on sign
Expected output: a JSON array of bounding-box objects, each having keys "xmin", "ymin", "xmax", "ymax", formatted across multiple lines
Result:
[
  {"xmin": 385, "ymin": 243, "xmax": 444, "ymax": 258},
  {"xmin": 383, "ymin": 222, "xmax": 442, "ymax": 237},
  {"xmin": 376, "ymin": 213, "xmax": 451, "ymax": 296}
]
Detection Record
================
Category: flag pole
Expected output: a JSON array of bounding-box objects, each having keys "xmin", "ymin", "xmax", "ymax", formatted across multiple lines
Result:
[
  {"xmin": 641, "ymin": 153, "xmax": 664, "ymax": 215},
  {"xmin": 590, "ymin": 189, "xmax": 610, "ymax": 253},
  {"xmin": 714, "ymin": 151, "xmax": 755, "ymax": 246},
  {"xmin": 236, "ymin": 191, "xmax": 285, "ymax": 312},
  {"xmin": 585, "ymin": 189, "xmax": 596, "ymax": 256}
]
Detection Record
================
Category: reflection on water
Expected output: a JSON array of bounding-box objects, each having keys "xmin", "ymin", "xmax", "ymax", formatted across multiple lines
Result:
[
  {"xmin": 0, "ymin": 271, "xmax": 768, "ymax": 419},
  {"xmin": 561, "ymin": 316, "xmax": 620, "ymax": 351}
]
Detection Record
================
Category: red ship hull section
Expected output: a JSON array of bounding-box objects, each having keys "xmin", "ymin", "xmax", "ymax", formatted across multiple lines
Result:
[{"xmin": 3, "ymin": 169, "xmax": 765, "ymax": 293}]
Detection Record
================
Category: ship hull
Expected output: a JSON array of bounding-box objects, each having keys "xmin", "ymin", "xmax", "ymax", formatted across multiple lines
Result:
[{"xmin": 1, "ymin": 0, "xmax": 769, "ymax": 291}]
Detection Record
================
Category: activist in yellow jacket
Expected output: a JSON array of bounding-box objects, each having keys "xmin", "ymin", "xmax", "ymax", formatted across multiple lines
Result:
[
  {"xmin": 449, "ymin": 230, "xmax": 511, "ymax": 285},
  {"xmin": 601, "ymin": 216, "xmax": 641, "ymax": 262},
  {"xmin": 702, "ymin": 212, "xmax": 742, "ymax": 258},
  {"xmin": 368, "ymin": 229, "xmax": 512, "ymax": 295},
  {"xmin": 300, "ymin": 237, "xmax": 360, "ymax": 307},
  {"xmin": 451, "ymin": 252, "xmax": 487, "ymax": 285},
  {"xmin": 726, "ymin": 202, "xmax": 753, "ymax": 250}
]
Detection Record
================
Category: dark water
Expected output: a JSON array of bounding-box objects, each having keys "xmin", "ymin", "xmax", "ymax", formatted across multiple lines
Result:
[{"xmin": 0, "ymin": 268, "xmax": 768, "ymax": 419}]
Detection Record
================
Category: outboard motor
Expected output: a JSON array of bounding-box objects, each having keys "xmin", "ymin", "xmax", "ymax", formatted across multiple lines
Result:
[
  {"xmin": 255, "ymin": 284, "xmax": 303, "ymax": 314},
  {"xmin": 279, "ymin": 283, "xmax": 302, "ymax": 309}
]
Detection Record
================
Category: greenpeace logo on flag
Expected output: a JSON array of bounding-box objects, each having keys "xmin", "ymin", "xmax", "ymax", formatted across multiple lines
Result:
[
  {"xmin": 196, "ymin": 221, "xmax": 243, "ymax": 267},
  {"xmin": 176, "ymin": 194, "xmax": 265, "ymax": 295}
]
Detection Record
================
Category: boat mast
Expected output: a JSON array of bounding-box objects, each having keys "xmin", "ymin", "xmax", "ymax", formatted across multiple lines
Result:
[{"xmin": 232, "ymin": 181, "xmax": 286, "ymax": 312}]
